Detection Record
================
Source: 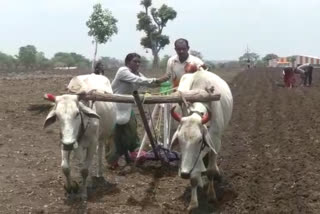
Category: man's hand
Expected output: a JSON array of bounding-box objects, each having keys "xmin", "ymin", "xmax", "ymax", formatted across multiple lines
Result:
[{"xmin": 154, "ymin": 74, "xmax": 170, "ymax": 84}]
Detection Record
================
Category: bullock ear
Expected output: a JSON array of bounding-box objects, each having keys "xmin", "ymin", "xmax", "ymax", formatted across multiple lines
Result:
[
  {"xmin": 44, "ymin": 109, "xmax": 56, "ymax": 128},
  {"xmin": 78, "ymin": 102, "xmax": 100, "ymax": 120},
  {"xmin": 202, "ymin": 126, "xmax": 217, "ymax": 155}
]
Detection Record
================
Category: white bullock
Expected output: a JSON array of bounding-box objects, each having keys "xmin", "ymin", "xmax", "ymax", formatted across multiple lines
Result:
[
  {"xmin": 170, "ymin": 68, "xmax": 233, "ymax": 211},
  {"xmin": 44, "ymin": 74, "xmax": 116, "ymax": 200}
]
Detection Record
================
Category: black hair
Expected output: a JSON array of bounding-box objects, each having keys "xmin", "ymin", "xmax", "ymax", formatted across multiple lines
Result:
[
  {"xmin": 94, "ymin": 61, "xmax": 104, "ymax": 75},
  {"xmin": 125, "ymin": 53, "xmax": 141, "ymax": 66},
  {"xmin": 174, "ymin": 38, "xmax": 189, "ymax": 48}
]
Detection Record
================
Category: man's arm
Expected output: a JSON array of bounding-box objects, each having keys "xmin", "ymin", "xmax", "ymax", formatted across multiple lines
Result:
[
  {"xmin": 118, "ymin": 68, "xmax": 156, "ymax": 86},
  {"xmin": 153, "ymin": 58, "xmax": 172, "ymax": 84}
]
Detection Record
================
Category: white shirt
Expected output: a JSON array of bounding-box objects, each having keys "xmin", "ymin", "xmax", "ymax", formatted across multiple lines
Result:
[
  {"xmin": 166, "ymin": 54, "xmax": 204, "ymax": 84},
  {"xmin": 111, "ymin": 66, "xmax": 156, "ymax": 125},
  {"xmin": 297, "ymin": 63, "xmax": 311, "ymax": 74}
]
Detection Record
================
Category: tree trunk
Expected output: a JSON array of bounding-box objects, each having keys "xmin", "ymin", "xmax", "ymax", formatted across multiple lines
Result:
[
  {"xmin": 91, "ymin": 40, "xmax": 98, "ymax": 72},
  {"xmin": 152, "ymin": 50, "xmax": 159, "ymax": 69}
]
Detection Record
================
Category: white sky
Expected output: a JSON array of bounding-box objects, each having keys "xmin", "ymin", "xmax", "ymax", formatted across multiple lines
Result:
[{"xmin": 1, "ymin": 0, "xmax": 320, "ymax": 61}]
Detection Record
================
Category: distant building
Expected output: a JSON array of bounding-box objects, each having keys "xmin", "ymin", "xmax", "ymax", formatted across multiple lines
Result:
[{"xmin": 268, "ymin": 55, "xmax": 320, "ymax": 67}]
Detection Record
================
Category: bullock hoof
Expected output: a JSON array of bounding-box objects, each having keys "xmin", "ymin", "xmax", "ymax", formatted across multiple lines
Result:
[
  {"xmin": 207, "ymin": 189, "xmax": 217, "ymax": 203},
  {"xmin": 208, "ymin": 195, "xmax": 217, "ymax": 203},
  {"xmin": 187, "ymin": 202, "xmax": 198, "ymax": 213},
  {"xmin": 71, "ymin": 181, "xmax": 79, "ymax": 193}
]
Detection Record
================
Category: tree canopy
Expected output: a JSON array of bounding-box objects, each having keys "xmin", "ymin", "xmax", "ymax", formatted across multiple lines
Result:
[
  {"xmin": 86, "ymin": 3, "xmax": 118, "ymax": 69},
  {"xmin": 239, "ymin": 52, "xmax": 260, "ymax": 65},
  {"xmin": 18, "ymin": 45, "xmax": 37, "ymax": 69},
  {"xmin": 262, "ymin": 53, "xmax": 278, "ymax": 64},
  {"xmin": 137, "ymin": 0, "xmax": 177, "ymax": 68}
]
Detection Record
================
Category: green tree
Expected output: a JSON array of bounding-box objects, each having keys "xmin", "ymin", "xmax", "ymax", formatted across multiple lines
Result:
[
  {"xmin": 159, "ymin": 54, "xmax": 170, "ymax": 70},
  {"xmin": 70, "ymin": 52, "xmax": 90, "ymax": 68},
  {"xmin": 18, "ymin": 45, "xmax": 37, "ymax": 69},
  {"xmin": 36, "ymin": 52, "xmax": 51, "ymax": 70},
  {"xmin": 0, "ymin": 52, "xmax": 15, "ymax": 70},
  {"xmin": 262, "ymin": 53, "xmax": 278, "ymax": 65},
  {"xmin": 287, "ymin": 56, "xmax": 297, "ymax": 67},
  {"xmin": 86, "ymin": 3, "xmax": 118, "ymax": 70},
  {"xmin": 239, "ymin": 52, "xmax": 260, "ymax": 65},
  {"xmin": 137, "ymin": 0, "xmax": 177, "ymax": 68},
  {"xmin": 51, "ymin": 52, "xmax": 75, "ymax": 68},
  {"xmin": 51, "ymin": 52, "xmax": 91, "ymax": 69},
  {"xmin": 100, "ymin": 56, "xmax": 123, "ymax": 71}
]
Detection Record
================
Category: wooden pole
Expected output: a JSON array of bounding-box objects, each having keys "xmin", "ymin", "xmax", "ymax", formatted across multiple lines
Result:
[
  {"xmin": 132, "ymin": 91, "xmax": 160, "ymax": 160},
  {"xmin": 79, "ymin": 89, "xmax": 220, "ymax": 104},
  {"xmin": 139, "ymin": 104, "xmax": 160, "ymax": 159}
]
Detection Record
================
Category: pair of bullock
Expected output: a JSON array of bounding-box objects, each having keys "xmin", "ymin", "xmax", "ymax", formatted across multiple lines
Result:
[{"xmin": 43, "ymin": 68, "xmax": 233, "ymax": 211}]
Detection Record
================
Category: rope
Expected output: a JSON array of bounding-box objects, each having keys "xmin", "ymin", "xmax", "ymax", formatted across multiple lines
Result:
[
  {"xmin": 147, "ymin": 86, "xmax": 178, "ymax": 96},
  {"xmin": 141, "ymin": 92, "xmax": 152, "ymax": 104}
]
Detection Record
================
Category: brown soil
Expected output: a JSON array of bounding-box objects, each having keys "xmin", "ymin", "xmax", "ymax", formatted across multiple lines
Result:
[{"xmin": 0, "ymin": 68, "xmax": 320, "ymax": 213}]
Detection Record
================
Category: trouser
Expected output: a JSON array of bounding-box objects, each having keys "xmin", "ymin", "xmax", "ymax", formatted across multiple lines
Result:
[
  {"xmin": 304, "ymin": 70, "xmax": 313, "ymax": 86},
  {"xmin": 107, "ymin": 111, "xmax": 140, "ymax": 164}
]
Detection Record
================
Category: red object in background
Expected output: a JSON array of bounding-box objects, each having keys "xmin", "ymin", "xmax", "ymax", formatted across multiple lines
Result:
[
  {"xmin": 184, "ymin": 63, "xmax": 198, "ymax": 73},
  {"xmin": 283, "ymin": 68, "xmax": 296, "ymax": 88}
]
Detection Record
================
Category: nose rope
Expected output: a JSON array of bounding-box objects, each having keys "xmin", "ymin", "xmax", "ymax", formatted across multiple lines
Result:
[
  {"xmin": 62, "ymin": 102, "xmax": 92, "ymax": 151},
  {"xmin": 185, "ymin": 137, "xmax": 207, "ymax": 175}
]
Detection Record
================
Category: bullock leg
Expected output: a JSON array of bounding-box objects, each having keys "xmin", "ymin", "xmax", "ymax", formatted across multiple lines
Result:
[
  {"xmin": 188, "ymin": 174, "xmax": 200, "ymax": 212},
  {"xmin": 97, "ymin": 137, "xmax": 106, "ymax": 177},
  {"xmin": 61, "ymin": 150, "xmax": 73, "ymax": 194},
  {"xmin": 80, "ymin": 144, "xmax": 95, "ymax": 200},
  {"xmin": 206, "ymin": 151, "xmax": 219, "ymax": 202}
]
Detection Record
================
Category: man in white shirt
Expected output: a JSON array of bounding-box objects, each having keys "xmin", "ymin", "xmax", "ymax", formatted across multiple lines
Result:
[
  {"xmin": 296, "ymin": 63, "xmax": 313, "ymax": 86},
  {"xmin": 156, "ymin": 39, "xmax": 205, "ymax": 146},
  {"xmin": 108, "ymin": 53, "xmax": 162, "ymax": 167},
  {"xmin": 157, "ymin": 38, "xmax": 205, "ymax": 88},
  {"xmin": 166, "ymin": 38, "xmax": 205, "ymax": 87}
]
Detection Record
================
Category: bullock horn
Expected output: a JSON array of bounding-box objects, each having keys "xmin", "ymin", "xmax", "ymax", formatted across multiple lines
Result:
[
  {"xmin": 201, "ymin": 112, "xmax": 211, "ymax": 124},
  {"xmin": 44, "ymin": 93, "xmax": 56, "ymax": 102},
  {"xmin": 170, "ymin": 106, "xmax": 181, "ymax": 122}
]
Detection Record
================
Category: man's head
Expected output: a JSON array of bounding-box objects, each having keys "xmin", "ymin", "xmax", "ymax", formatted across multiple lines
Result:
[
  {"xmin": 174, "ymin": 38, "xmax": 189, "ymax": 62},
  {"xmin": 125, "ymin": 53, "xmax": 141, "ymax": 73},
  {"xmin": 94, "ymin": 61, "xmax": 104, "ymax": 75}
]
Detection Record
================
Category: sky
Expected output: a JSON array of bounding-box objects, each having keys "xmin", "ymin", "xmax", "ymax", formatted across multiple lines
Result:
[{"xmin": 1, "ymin": 0, "xmax": 320, "ymax": 61}]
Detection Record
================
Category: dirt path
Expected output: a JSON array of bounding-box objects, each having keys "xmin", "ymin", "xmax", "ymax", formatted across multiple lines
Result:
[{"xmin": 0, "ymin": 68, "xmax": 320, "ymax": 213}]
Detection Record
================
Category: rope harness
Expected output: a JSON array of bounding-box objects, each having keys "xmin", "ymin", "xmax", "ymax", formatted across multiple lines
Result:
[
  {"xmin": 62, "ymin": 101, "xmax": 94, "ymax": 151},
  {"xmin": 184, "ymin": 110, "xmax": 208, "ymax": 175}
]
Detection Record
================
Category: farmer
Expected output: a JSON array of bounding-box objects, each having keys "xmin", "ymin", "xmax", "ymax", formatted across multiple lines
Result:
[
  {"xmin": 157, "ymin": 38, "xmax": 205, "ymax": 88},
  {"xmin": 296, "ymin": 63, "xmax": 314, "ymax": 86},
  {"xmin": 107, "ymin": 53, "xmax": 165, "ymax": 168},
  {"xmin": 93, "ymin": 60, "xmax": 104, "ymax": 75},
  {"xmin": 282, "ymin": 66, "xmax": 295, "ymax": 88},
  {"xmin": 247, "ymin": 58, "xmax": 251, "ymax": 70}
]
